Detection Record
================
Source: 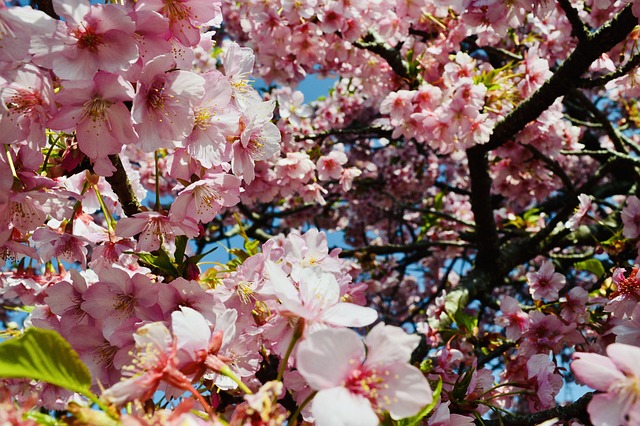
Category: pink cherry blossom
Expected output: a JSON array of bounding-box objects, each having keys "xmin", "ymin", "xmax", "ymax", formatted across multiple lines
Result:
[
  {"xmin": 572, "ymin": 343, "xmax": 640, "ymax": 426},
  {"xmin": 605, "ymin": 266, "xmax": 640, "ymax": 318},
  {"xmin": 526, "ymin": 260, "xmax": 566, "ymax": 302},
  {"xmin": 232, "ymin": 101, "xmax": 281, "ymax": 183},
  {"xmin": 47, "ymin": 71, "xmax": 137, "ymax": 174},
  {"xmin": 0, "ymin": 64, "xmax": 56, "ymax": 147},
  {"xmin": 135, "ymin": 0, "xmax": 222, "ymax": 47},
  {"xmin": 264, "ymin": 261, "xmax": 377, "ymax": 330},
  {"xmin": 565, "ymin": 193, "xmax": 592, "ymax": 231},
  {"xmin": 116, "ymin": 211, "xmax": 199, "ymax": 253},
  {"xmin": 131, "ymin": 54, "xmax": 205, "ymax": 152},
  {"xmin": 622, "ymin": 195, "xmax": 640, "ymax": 239},
  {"xmin": 170, "ymin": 174, "xmax": 242, "ymax": 224},
  {"xmin": 296, "ymin": 324, "xmax": 432, "ymax": 425},
  {"xmin": 495, "ymin": 295, "xmax": 529, "ymax": 341},
  {"xmin": 184, "ymin": 70, "xmax": 239, "ymax": 169},
  {"xmin": 31, "ymin": 0, "xmax": 138, "ymax": 80},
  {"xmin": 317, "ymin": 150, "xmax": 348, "ymax": 181}
]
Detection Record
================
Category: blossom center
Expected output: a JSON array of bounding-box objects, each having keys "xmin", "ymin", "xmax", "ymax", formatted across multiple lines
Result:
[
  {"xmin": 612, "ymin": 267, "xmax": 640, "ymax": 299},
  {"xmin": 147, "ymin": 81, "xmax": 168, "ymax": 110},
  {"xmin": 194, "ymin": 107, "xmax": 212, "ymax": 130},
  {"xmin": 343, "ymin": 364, "xmax": 389, "ymax": 408},
  {"xmin": 609, "ymin": 375, "xmax": 640, "ymax": 409},
  {"xmin": 6, "ymin": 89, "xmax": 41, "ymax": 114},
  {"xmin": 163, "ymin": 0, "xmax": 191, "ymax": 22},
  {"xmin": 83, "ymin": 97, "xmax": 111, "ymax": 121},
  {"xmin": 74, "ymin": 26, "xmax": 104, "ymax": 52}
]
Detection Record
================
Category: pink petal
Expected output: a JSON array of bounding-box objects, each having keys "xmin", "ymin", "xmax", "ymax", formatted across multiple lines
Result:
[
  {"xmin": 607, "ymin": 343, "xmax": 640, "ymax": 378},
  {"xmin": 378, "ymin": 362, "xmax": 432, "ymax": 420},
  {"xmin": 296, "ymin": 328, "xmax": 365, "ymax": 390},
  {"xmin": 571, "ymin": 352, "xmax": 625, "ymax": 391},
  {"xmin": 321, "ymin": 302, "xmax": 377, "ymax": 328},
  {"xmin": 588, "ymin": 393, "xmax": 627, "ymax": 426},
  {"xmin": 311, "ymin": 387, "xmax": 378, "ymax": 426}
]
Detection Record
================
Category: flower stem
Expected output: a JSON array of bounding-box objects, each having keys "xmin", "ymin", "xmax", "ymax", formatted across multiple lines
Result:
[
  {"xmin": 154, "ymin": 150, "xmax": 161, "ymax": 212},
  {"xmin": 218, "ymin": 365, "xmax": 252, "ymax": 394},
  {"xmin": 185, "ymin": 382, "xmax": 214, "ymax": 419},
  {"xmin": 277, "ymin": 319, "xmax": 305, "ymax": 382},
  {"xmin": 93, "ymin": 184, "xmax": 117, "ymax": 233},
  {"xmin": 289, "ymin": 391, "xmax": 316, "ymax": 426},
  {"xmin": 4, "ymin": 145, "xmax": 18, "ymax": 179}
]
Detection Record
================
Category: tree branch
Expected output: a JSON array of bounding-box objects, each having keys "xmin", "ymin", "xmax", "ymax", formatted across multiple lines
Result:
[
  {"xmin": 338, "ymin": 240, "xmax": 469, "ymax": 258},
  {"xmin": 466, "ymin": 147, "xmax": 500, "ymax": 274},
  {"xmin": 353, "ymin": 31, "xmax": 416, "ymax": 87},
  {"xmin": 481, "ymin": 5, "xmax": 637, "ymax": 152},
  {"xmin": 106, "ymin": 155, "xmax": 142, "ymax": 217},
  {"xmin": 557, "ymin": 0, "xmax": 589, "ymax": 43},
  {"xmin": 475, "ymin": 392, "xmax": 593, "ymax": 426},
  {"xmin": 578, "ymin": 50, "xmax": 640, "ymax": 88}
]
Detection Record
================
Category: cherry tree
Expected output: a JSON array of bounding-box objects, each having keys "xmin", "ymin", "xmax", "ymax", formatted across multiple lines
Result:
[{"xmin": 1, "ymin": 0, "xmax": 640, "ymax": 424}]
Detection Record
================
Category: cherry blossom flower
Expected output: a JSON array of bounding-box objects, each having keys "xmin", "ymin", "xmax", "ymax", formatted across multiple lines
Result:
[
  {"xmin": 184, "ymin": 71, "xmax": 239, "ymax": 169},
  {"xmin": 296, "ymin": 324, "xmax": 432, "ymax": 425},
  {"xmin": 223, "ymin": 42, "xmax": 261, "ymax": 110},
  {"xmin": 116, "ymin": 211, "xmax": 199, "ymax": 253},
  {"xmin": 605, "ymin": 266, "xmax": 640, "ymax": 318},
  {"xmin": 565, "ymin": 193, "xmax": 592, "ymax": 231},
  {"xmin": 0, "ymin": 4, "xmax": 56, "ymax": 69},
  {"xmin": 495, "ymin": 295, "xmax": 529, "ymax": 341},
  {"xmin": 32, "ymin": 224, "xmax": 89, "ymax": 268},
  {"xmin": 135, "ymin": 0, "xmax": 222, "ymax": 47},
  {"xmin": 31, "ymin": 0, "xmax": 138, "ymax": 80},
  {"xmin": 47, "ymin": 71, "xmax": 137, "ymax": 175},
  {"xmin": 101, "ymin": 321, "xmax": 192, "ymax": 406},
  {"xmin": 317, "ymin": 150, "xmax": 348, "ymax": 181},
  {"xmin": 278, "ymin": 90, "xmax": 312, "ymax": 128},
  {"xmin": 232, "ymin": 100, "xmax": 281, "ymax": 183},
  {"xmin": 0, "ymin": 64, "xmax": 56, "ymax": 147},
  {"xmin": 526, "ymin": 260, "xmax": 566, "ymax": 302},
  {"xmin": 622, "ymin": 195, "xmax": 640, "ymax": 239},
  {"xmin": 170, "ymin": 174, "xmax": 242, "ymax": 224},
  {"xmin": 572, "ymin": 343, "xmax": 640, "ymax": 426},
  {"xmin": 131, "ymin": 54, "xmax": 205, "ymax": 152},
  {"xmin": 264, "ymin": 261, "xmax": 377, "ymax": 331}
]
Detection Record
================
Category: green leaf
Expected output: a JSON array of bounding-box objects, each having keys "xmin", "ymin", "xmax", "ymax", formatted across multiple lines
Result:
[
  {"xmin": 0, "ymin": 328, "xmax": 92, "ymax": 394},
  {"xmin": 134, "ymin": 250, "xmax": 180, "ymax": 277},
  {"xmin": 174, "ymin": 235, "xmax": 188, "ymax": 263},
  {"xmin": 398, "ymin": 378, "xmax": 442, "ymax": 426},
  {"xmin": 23, "ymin": 411, "xmax": 66, "ymax": 426},
  {"xmin": 575, "ymin": 258, "xmax": 605, "ymax": 278},
  {"xmin": 453, "ymin": 309, "xmax": 478, "ymax": 336}
]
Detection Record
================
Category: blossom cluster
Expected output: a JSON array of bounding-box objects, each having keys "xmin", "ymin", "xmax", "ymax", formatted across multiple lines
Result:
[{"xmin": 3, "ymin": 0, "xmax": 640, "ymax": 425}]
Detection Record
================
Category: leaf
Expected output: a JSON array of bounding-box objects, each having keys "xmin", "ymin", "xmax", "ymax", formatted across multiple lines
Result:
[
  {"xmin": 134, "ymin": 250, "xmax": 180, "ymax": 277},
  {"xmin": 23, "ymin": 411, "xmax": 66, "ymax": 426},
  {"xmin": 398, "ymin": 378, "xmax": 443, "ymax": 426},
  {"xmin": 0, "ymin": 328, "xmax": 91, "ymax": 395},
  {"xmin": 174, "ymin": 235, "xmax": 188, "ymax": 263},
  {"xmin": 454, "ymin": 309, "xmax": 478, "ymax": 336},
  {"xmin": 574, "ymin": 258, "xmax": 605, "ymax": 278}
]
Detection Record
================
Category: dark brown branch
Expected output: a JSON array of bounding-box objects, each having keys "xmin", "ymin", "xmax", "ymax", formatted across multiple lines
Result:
[
  {"xmin": 523, "ymin": 143, "xmax": 576, "ymax": 197},
  {"xmin": 466, "ymin": 147, "xmax": 500, "ymax": 274},
  {"xmin": 353, "ymin": 31, "xmax": 415, "ymax": 86},
  {"xmin": 481, "ymin": 5, "xmax": 637, "ymax": 152},
  {"xmin": 338, "ymin": 240, "xmax": 469, "ymax": 258},
  {"xmin": 106, "ymin": 155, "xmax": 142, "ymax": 217},
  {"xmin": 476, "ymin": 342, "xmax": 516, "ymax": 369},
  {"xmin": 578, "ymin": 50, "xmax": 640, "ymax": 88},
  {"xmin": 295, "ymin": 125, "xmax": 392, "ymax": 142},
  {"xmin": 557, "ymin": 0, "xmax": 589, "ymax": 43},
  {"xmin": 32, "ymin": 0, "xmax": 58, "ymax": 19},
  {"xmin": 475, "ymin": 392, "xmax": 593, "ymax": 426}
]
